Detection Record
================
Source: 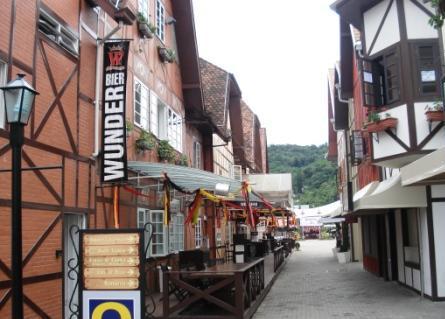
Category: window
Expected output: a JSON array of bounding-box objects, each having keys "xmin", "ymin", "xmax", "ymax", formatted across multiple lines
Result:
[
  {"xmin": 361, "ymin": 51, "xmax": 400, "ymax": 107},
  {"xmin": 0, "ymin": 61, "xmax": 6, "ymax": 129},
  {"xmin": 137, "ymin": 208, "xmax": 151, "ymax": 257},
  {"xmin": 168, "ymin": 109, "xmax": 182, "ymax": 152},
  {"xmin": 38, "ymin": 9, "xmax": 78, "ymax": 56},
  {"xmin": 414, "ymin": 43, "xmax": 441, "ymax": 96},
  {"xmin": 150, "ymin": 93, "xmax": 159, "ymax": 137},
  {"xmin": 193, "ymin": 141, "xmax": 202, "ymax": 169},
  {"xmin": 156, "ymin": 0, "xmax": 165, "ymax": 42},
  {"xmin": 138, "ymin": 0, "xmax": 149, "ymax": 20},
  {"xmin": 195, "ymin": 218, "xmax": 202, "ymax": 248},
  {"xmin": 169, "ymin": 213, "xmax": 184, "ymax": 252},
  {"xmin": 134, "ymin": 79, "xmax": 149, "ymax": 129},
  {"xmin": 151, "ymin": 210, "xmax": 166, "ymax": 256},
  {"xmin": 350, "ymin": 131, "xmax": 365, "ymax": 165}
]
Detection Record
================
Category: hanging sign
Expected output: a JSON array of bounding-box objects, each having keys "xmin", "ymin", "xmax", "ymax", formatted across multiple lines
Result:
[
  {"xmin": 79, "ymin": 229, "xmax": 145, "ymax": 319},
  {"xmin": 101, "ymin": 40, "xmax": 129, "ymax": 183}
]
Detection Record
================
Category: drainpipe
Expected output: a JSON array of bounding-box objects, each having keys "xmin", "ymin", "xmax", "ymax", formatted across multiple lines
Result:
[
  {"xmin": 418, "ymin": 209, "xmax": 424, "ymax": 299},
  {"xmin": 92, "ymin": 21, "xmax": 123, "ymax": 157}
]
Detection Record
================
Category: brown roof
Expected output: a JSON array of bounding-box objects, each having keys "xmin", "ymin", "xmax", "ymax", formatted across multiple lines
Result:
[{"xmin": 199, "ymin": 58, "xmax": 231, "ymax": 139}]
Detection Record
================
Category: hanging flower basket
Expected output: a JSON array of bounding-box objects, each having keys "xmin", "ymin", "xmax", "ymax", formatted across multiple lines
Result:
[
  {"xmin": 158, "ymin": 46, "xmax": 176, "ymax": 63},
  {"xmin": 138, "ymin": 22, "xmax": 155, "ymax": 38},
  {"xmin": 365, "ymin": 117, "xmax": 398, "ymax": 133},
  {"xmin": 425, "ymin": 110, "xmax": 445, "ymax": 122}
]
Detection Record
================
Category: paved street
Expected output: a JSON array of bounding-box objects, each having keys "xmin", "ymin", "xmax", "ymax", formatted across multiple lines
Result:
[{"xmin": 254, "ymin": 240, "xmax": 445, "ymax": 319}]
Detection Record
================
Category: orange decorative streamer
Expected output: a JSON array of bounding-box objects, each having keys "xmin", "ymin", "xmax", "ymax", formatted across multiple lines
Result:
[{"xmin": 113, "ymin": 186, "xmax": 120, "ymax": 229}]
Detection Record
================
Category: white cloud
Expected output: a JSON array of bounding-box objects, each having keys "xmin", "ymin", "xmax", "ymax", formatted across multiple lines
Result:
[{"xmin": 193, "ymin": 0, "xmax": 339, "ymax": 145}]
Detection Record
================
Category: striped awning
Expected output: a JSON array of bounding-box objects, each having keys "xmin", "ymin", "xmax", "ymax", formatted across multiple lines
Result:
[{"xmin": 128, "ymin": 161, "xmax": 242, "ymax": 193}]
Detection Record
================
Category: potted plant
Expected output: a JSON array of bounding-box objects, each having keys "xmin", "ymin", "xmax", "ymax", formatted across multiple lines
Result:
[
  {"xmin": 126, "ymin": 119, "xmax": 134, "ymax": 137},
  {"xmin": 158, "ymin": 46, "xmax": 176, "ymax": 63},
  {"xmin": 136, "ymin": 12, "xmax": 156, "ymax": 39},
  {"xmin": 135, "ymin": 130, "xmax": 156, "ymax": 152},
  {"xmin": 425, "ymin": 101, "xmax": 444, "ymax": 122},
  {"xmin": 176, "ymin": 154, "xmax": 189, "ymax": 166},
  {"xmin": 364, "ymin": 111, "xmax": 398, "ymax": 133},
  {"xmin": 158, "ymin": 140, "xmax": 175, "ymax": 162}
]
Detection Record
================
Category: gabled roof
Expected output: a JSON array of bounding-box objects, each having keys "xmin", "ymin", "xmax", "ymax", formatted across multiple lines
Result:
[{"xmin": 199, "ymin": 58, "xmax": 242, "ymax": 140}]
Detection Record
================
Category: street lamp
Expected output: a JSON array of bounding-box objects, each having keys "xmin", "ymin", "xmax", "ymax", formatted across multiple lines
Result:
[{"xmin": 0, "ymin": 74, "xmax": 39, "ymax": 319}]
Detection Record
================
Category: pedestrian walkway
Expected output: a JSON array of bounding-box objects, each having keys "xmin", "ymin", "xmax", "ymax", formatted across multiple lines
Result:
[{"xmin": 254, "ymin": 240, "xmax": 445, "ymax": 319}]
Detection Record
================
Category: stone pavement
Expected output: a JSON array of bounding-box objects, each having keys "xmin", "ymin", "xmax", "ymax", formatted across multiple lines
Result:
[{"xmin": 253, "ymin": 239, "xmax": 445, "ymax": 319}]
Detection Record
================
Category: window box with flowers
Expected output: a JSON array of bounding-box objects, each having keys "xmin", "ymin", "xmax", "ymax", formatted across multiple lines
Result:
[
  {"xmin": 364, "ymin": 112, "xmax": 398, "ymax": 133},
  {"xmin": 158, "ymin": 140, "xmax": 176, "ymax": 163},
  {"xmin": 425, "ymin": 102, "xmax": 444, "ymax": 122},
  {"xmin": 136, "ymin": 12, "xmax": 156, "ymax": 39},
  {"xmin": 135, "ymin": 130, "xmax": 156, "ymax": 153},
  {"xmin": 158, "ymin": 46, "xmax": 176, "ymax": 63}
]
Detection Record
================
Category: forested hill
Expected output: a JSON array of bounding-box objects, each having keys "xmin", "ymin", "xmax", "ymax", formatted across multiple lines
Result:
[{"xmin": 268, "ymin": 144, "xmax": 337, "ymax": 207}]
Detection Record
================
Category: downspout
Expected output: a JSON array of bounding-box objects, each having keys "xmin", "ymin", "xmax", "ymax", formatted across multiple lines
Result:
[{"xmin": 92, "ymin": 21, "xmax": 123, "ymax": 157}]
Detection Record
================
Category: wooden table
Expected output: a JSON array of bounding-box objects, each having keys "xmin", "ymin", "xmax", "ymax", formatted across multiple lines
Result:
[{"xmin": 162, "ymin": 258, "xmax": 265, "ymax": 319}]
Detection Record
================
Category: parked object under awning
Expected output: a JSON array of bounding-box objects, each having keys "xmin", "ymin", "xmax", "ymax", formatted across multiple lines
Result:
[
  {"xmin": 128, "ymin": 161, "xmax": 241, "ymax": 193},
  {"xmin": 353, "ymin": 175, "xmax": 426, "ymax": 212},
  {"xmin": 401, "ymin": 147, "xmax": 445, "ymax": 186}
]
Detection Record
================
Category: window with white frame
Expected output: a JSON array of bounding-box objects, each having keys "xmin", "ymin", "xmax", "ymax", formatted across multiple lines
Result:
[
  {"xmin": 168, "ymin": 109, "xmax": 182, "ymax": 151},
  {"xmin": 169, "ymin": 213, "xmax": 184, "ymax": 252},
  {"xmin": 156, "ymin": 0, "xmax": 165, "ymax": 42},
  {"xmin": 195, "ymin": 218, "xmax": 202, "ymax": 248},
  {"xmin": 193, "ymin": 141, "xmax": 201, "ymax": 169},
  {"xmin": 134, "ymin": 79, "xmax": 149, "ymax": 129},
  {"xmin": 149, "ymin": 93, "xmax": 159, "ymax": 137},
  {"xmin": 151, "ymin": 210, "xmax": 166, "ymax": 256},
  {"xmin": 137, "ymin": 208, "xmax": 151, "ymax": 257},
  {"xmin": 0, "ymin": 62, "xmax": 6, "ymax": 129},
  {"xmin": 138, "ymin": 0, "xmax": 149, "ymax": 20}
]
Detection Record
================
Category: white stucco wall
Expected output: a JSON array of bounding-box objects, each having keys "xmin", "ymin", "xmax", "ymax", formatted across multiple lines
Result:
[
  {"xmin": 404, "ymin": 0, "xmax": 438, "ymax": 40},
  {"xmin": 432, "ymin": 202, "xmax": 445, "ymax": 297},
  {"xmin": 395, "ymin": 210, "xmax": 405, "ymax": 283},
  {"xmin": 364, "ymin": 0, "xmax": 400, "ymax": 56},
  {"xmin": 372, "ymin": 105, "xmax": 409, "ymax": 160}
]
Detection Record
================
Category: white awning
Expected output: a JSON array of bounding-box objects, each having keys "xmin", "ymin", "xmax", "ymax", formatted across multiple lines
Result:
[
  {"xmin": 247, "ymin": 174, "xmax": 293, "ymax": 208},
  {"xmin": 401, "ymin": 147, "xmax": 445, "ymax": 186},
  {"xmin": 128, "ymin": 161, "xmax": 242, "ymax": 193},
  {"xmin": 354, "ymin": 175, "xmax": 426, "ymax": 212}
]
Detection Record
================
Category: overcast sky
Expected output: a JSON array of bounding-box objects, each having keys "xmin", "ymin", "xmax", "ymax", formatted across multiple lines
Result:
[{"xmin": 192, "ymin": 0, "xmax": 340, "ymax": 146}]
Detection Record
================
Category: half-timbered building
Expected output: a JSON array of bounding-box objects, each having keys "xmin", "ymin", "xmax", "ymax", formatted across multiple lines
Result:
[{"xmin": 330, "ymin": 0, "xmax": 445, "ymax": 300}]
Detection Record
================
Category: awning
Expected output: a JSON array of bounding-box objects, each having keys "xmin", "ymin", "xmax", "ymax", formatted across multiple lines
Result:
[
  {"xmin": 353, "ymin": 175, "xmax": 427, "ymax": 212},
  {"xmin": 128, "ymin": 161, "xmax": 242, "ymax": 193},
  {"xmin": 401, "ymin": 148, "xmax": 445, "ymax": 186},
  {"xmin": 246, "ymin": 174, "xmax": 293, "ymax": 208},
  {"xmin": 320, "ymin": 217, "xmax": 345, "ymax": 224}
]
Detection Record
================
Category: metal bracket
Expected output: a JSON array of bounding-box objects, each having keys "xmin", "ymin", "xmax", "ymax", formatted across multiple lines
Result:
[
  {"xmin": 67, "ymin": 225, "xmax": 80, "ymax": 319},
  {"xmin": 143, "ymin": 222, "xmax": 157, "ymax": 318}
]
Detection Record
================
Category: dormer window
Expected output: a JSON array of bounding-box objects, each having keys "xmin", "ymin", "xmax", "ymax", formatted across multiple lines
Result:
[{"xmin": 361, "ymin": 50, "xmax": 400, "ymax": 107}]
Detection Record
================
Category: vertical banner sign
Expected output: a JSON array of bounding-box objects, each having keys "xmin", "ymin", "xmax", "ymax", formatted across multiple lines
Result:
[{"xmin": 101, "ymin": 41, "xmax": 129, "ymax": 183}]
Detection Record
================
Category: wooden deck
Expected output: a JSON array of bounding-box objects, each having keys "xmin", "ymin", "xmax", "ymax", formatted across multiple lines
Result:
[{"xmin": 146, "ymin": 246, "xmax": 288, "ymax": 319}]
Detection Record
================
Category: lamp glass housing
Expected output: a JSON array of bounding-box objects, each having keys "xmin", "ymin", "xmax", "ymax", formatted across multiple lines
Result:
[{"xmin": 1, "ymin": 74, "xmax": 38, "ymax": 125}]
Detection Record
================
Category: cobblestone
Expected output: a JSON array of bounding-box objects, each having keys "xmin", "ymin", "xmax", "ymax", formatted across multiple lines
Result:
[{"xmin": 254, "ymin": 240, "xmax": 445, "ymax": 319}]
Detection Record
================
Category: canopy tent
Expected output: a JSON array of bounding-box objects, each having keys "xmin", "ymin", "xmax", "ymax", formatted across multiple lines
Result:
[
  {"xmin": 401, "ymin": 147, "xmax": 445, "ymax": 186},
  {"xmin": 319, "ymin": 217, "xmax": 345, "ymax": 224},
  {"xmin": 128, "ymin": 161, "xmax": 242, "ymax": 193},
  {"xmin": 353, "ymin": 175, "xmax": 427, "ymax": 212},
  {"xmin": 246, "ymin": 173, "xmax": 293, "ymax": 208}
]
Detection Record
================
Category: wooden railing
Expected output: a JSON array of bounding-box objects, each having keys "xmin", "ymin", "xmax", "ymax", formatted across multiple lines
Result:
[
  {"xmin": 273, "ymin": 246, "xmax": 284, "ymax": 272},
  {"xmin": 162, "ymin": 258, "xmax": 265, "ymax": 319}
]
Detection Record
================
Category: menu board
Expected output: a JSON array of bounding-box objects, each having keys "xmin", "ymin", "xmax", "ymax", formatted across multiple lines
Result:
[{"xmin": 82, "ymin": 233, "xmax": 141, "ymax": 290}]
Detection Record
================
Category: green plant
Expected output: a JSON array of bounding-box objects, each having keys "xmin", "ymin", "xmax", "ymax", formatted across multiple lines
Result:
[
  {"xmin": 158, "ymin": 46, "xmax": 176, "ymax": 63},
  {"xmin": 126, "ymin": 119, "xmax": 134, "ymax": 134},
  {"xmin": 425, "ymin": 100, "xmax": 444, "ymax": 112},
  {"xmin": 135, "ymin": 130, "xmax": 156, "ymax": 152},
  {"xmin": 367, "ymin": 111, "xmax": 381, "ymax": 123},
  {"xmin": 158, "ymin": 140, "xmax": 175, "ymax": 162},
  {"xmin": 136, "ymin": 12, "xmax": 148, "ymax": 24},
  {"xmin": 429, "ymin": 0, "xmax": 445, "ymax": 29},
  {"xmin": 176, "ymin": 154, "xmax": 189, "ymax": 166}
]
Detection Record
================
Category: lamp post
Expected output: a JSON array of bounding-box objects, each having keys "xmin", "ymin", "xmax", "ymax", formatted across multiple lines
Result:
[{"xmin": 0, "ymin": 74, "xmax": 39, "ymax": 319}]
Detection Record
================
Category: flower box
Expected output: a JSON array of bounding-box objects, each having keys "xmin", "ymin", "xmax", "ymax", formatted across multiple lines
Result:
[
  {"xmin": 425, "ymin": 110, "xmax": 444, "ymax": 122},
  {"xmin": 138, "ymin": 22, "xmax": 154, "ymax": 39},
  {"xmin": 337, "ymin": 251, "xmax": 351, "ymax": 264},
  {"xmin": 365, "ymin": 117, "xmax": 398, "ymax": 133},
  {"xmin": 158, "ymin": 46, "xmax": 176, "ymax": 63}
]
